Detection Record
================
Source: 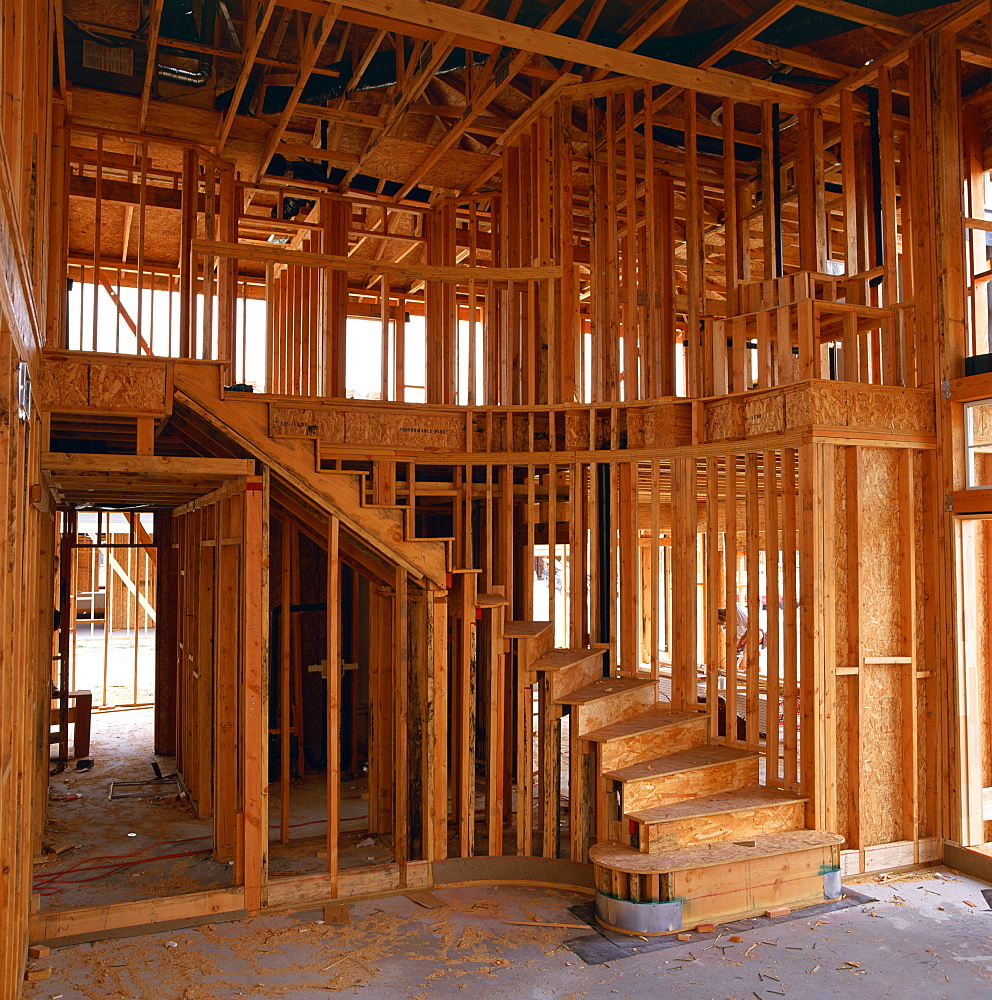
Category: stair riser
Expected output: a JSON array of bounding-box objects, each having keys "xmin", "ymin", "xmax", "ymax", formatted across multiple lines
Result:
[
  {"xmin": 639, "ymin": 801, "xmax": 806, "ymax": 853},
  {"xmin": 618, "ymin": 756, "xmax": 759, "ymax": 814},
  {"xmin": 593, "ymin": 842, "xmax": 840, "ymax": 927},
  {"xmin": 519, "ymin": 627, "xmax": 555, "ymax": 670},
  {"xmin": 675, "ymin": 847, "xmax": 839, "ymax": 927},
  {"xmin": 574, "ymin": 684, "xmax": 657, "ymax": 733},
  {"xmin": 599, "ymin": 719, "xmax": 708, "ymax": 774},
  {"xmin": 548, "ymin": 656, "xmax": 604, "ymax": 703}
]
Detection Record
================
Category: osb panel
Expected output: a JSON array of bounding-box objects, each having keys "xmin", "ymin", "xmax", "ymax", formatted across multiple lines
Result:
[
  {"xmin": 361, "ymin": 138, "xmax": 497, "ymax": 192},
  {"xmin": 783, "ymin": 385, "xmax": 812, "ymax": 428},
  {"xmin": 625, "ymin": 409, "xmax": 646, "ymax": 449},
  {"xmin": 858, "ymin": 448, "xmax": 903, "ymax": 656},
  {"xmin": 269, "ymin": 405, "xmax": 346, "ymax": 441},
  {"xmin": 859, "ymin": 663, "xmax": 904, "ymax": 846},
  {"xmin": 804, "ymin": 383, "xmax": 851, "ymax": 426},
  {"xmin": 598, "ymin": 718, "xmax": 707, "ymax": 773},
  {"xmin": 833, "ymin": 451, "xmax": 852, "ymax": 845},
  {"xmin": 38, "ymin": 358, "xmax": 168, "ymax": 414},
  {"xmin": 979, "ymin": 523, "xmax": 992, "ymax": 817},
  {"xmin": 845, "ymin": 386, "xmax": 935, "ymax": 436},
  {"xmin": 836, "ymin": 677, "xmax": 853, "ymax": 843},
  {"xmin": 512, "ymin": 413, "xmax": 530, "ymax": 453},
  {"xmin": 704, "ymin": 399, "xmax": 745, "ymax": 442},
  {"xmin": 620, "ymin": 756, "xmax": 759, "ymax": 813},
  {"xmin": 744, "ymin": 394, "xmax": 785, "ymax": 437},
  {"xmin": 644, "ymin": 802, "xmax": 805, "ymax": 852},
  {"xmin": 576, "ymin": 684, "xmax": 656, "ymax": 734},
  {"xmin": 565, "ymin": 411, "xmax": 590, "ymax": 451},
  {"xmin": 914, "ymin": 450, "xmax": 934, "ymax": 839},
  {"xmin": 35, "ymin": 359, "xmax": 89, "ymax": 409},
  {"xmin": 87, "ymin": 362, "xmax": 169, "ymax": 413},
  {"xmin": 644, "ymin": 403, "xmax": 692, "ymax": 447},
  {"xmin": 832, "ymin": 449, "xmax": 850, "ymax": 668},
  {"xmin": 344, "ymin": 411, "xmax": 466, "ymax": 452}
]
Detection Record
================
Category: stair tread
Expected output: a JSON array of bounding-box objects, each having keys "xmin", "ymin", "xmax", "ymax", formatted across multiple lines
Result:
[
  {"xmin": 476, "ymin": 592, "xmax": 509, "ymax": 608},
  {"xmin": 626, "ymin": 785, "xmax": 808, "ymax": 824},
  {"xmin": 532, "ymin": 647, "xmax": 603, "ymax": 672},
  {"xmin": 504, "ymin": 620, "xmax": 552, "ymax": 638},
  {"xmin": 604, "ymin": 744, "xmax": 757, "ymax": 783},
  {"xmin": 590, "ymin": 829, "xmax": 845, "ymax": 875},
  {"xmin": 555, "ymin": 677, "xmax": 655, "ymax": 706},
  {"xmin": 581, "ymin": 707, "xmax": 704, "ymax": 743}
]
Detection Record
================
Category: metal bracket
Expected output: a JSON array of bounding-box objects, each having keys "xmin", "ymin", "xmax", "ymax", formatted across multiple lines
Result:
[
  {"xmin": 941, "ymin": 380, "xmax": 952, "ymax": 400},
  {"xmin": 945, "ymin": 494, "xmax": 955, "ymax": 513}
]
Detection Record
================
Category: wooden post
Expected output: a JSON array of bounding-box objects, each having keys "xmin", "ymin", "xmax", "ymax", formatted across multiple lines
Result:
[
  {"xmin": 326, "ymin": 515, "xmax": 341, "ymax": 894},
  {"xmin": 241, "ymin": 476, "xmax": 266, "ymax": 911}
]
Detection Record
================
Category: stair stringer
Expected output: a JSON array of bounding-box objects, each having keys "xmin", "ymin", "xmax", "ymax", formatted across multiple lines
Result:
[{"xmin": 172, "ymin": 363, "xmax": 447, "ymax": 589}]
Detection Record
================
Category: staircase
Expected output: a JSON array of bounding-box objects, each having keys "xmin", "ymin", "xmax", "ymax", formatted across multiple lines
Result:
[
  {"xmin": 508, "ymin": 617, "xmax": 843, "ymax": 937},
  {"xmin": 172, "ymin": 360, "xmax": 447, "ymax": 589}
]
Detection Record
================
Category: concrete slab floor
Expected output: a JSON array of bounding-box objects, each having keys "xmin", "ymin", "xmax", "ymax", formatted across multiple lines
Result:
[{"xmin": 21, "ymin": 867, "xmax": 992, "ymax": 999}]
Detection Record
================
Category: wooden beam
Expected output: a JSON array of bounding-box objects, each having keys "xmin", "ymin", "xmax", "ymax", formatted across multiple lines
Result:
[
  {"xmin": 814, "ymin": 0, "xmax": 985, "ymax": 107},
  {"xmin": 798, "ymin": 0, "xmax": 920, "ymax": 35},
  {"xmin": 588, "ymin": 0, "xmax": 691, "ymax": 81},
  {"xmin": 192, "ymin": 237, "xmax": 562, "ymax": 281},
  {"xmin": 138, "ymin": 0, "xmax": 165, "ymax": 130},
  {"xmin": 333, "ymin": 0, "xmax": 812, "ymax": 106},
  {"xmin": 217, "ymin": 0, "xmax": 279, "ymax": 154},
  {"xmin": 253, "ymin": 7, "xmax": 342, "ymax": 183}
]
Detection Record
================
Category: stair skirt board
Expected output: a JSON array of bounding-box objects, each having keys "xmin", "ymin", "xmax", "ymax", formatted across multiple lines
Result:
[{"xmin": 594, "ymin": 869, "xmax": 842, "ymax": 937}]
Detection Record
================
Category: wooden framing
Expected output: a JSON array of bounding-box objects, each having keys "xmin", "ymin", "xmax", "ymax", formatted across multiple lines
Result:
[{"xmin": 8, "ymin": 1, "xmax": 992, "ymax": 987}]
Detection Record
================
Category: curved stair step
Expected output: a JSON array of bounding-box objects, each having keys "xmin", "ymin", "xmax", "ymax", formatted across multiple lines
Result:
[
  {"xmin": 626, "ymin": 785, "xmax": 808, "ymax": 853},
  {"xmin": 581, "ymin": 707, "xmax": 708, "ymax": 772},
  {"xmin": 604, "ymin": 745, "xmax": 759, "ymax": 813},
  {"xmin": 532, "ymin": 647, "xmax": 604, "ymax": 700},
  {"xmin": 555, "ymin": 677, "xmax": 656, "ymax": 732},
  {"xmin": 504, "ymin": 620, "xmax": 554, "ymax": 669},
  {"xmin": 590, "ymin": 830, "xmax": 845, "ymax": 935}
]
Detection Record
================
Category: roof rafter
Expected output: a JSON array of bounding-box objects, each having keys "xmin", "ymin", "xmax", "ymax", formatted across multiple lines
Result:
[
  {"xmin": 330, "ymin": 0, "xmax": 812, "ymax": 106},
  {"xmin": 217, "ymin": 0, "xmax": 279, "ymax": 154},
  {"xmin": 252, "ymin": 4, "xmax": 342, "ymax": 183}
]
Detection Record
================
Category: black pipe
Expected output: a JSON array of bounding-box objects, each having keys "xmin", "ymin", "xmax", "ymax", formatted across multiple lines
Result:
[
  {"xmin": 866, "ymin": 87, "xmax": 885, "ymax": 287},
  {"xmin": 596, "ymin": 463, "xmax": 611, "ymax": 644},
  {"xmin": 772, "ymin": 103, "xmax": 784, "ymax": 279}
]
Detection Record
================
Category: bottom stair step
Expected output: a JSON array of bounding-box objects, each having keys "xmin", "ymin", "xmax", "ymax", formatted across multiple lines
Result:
[{"xmin": 590, "ymin": 830, "xmax": 845, "ymax": 936}]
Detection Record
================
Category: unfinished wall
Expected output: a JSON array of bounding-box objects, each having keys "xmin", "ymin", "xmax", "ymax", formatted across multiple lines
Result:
[{"xmin": 0, "ymin": 0, "xmax": 56, "ymax": 993}]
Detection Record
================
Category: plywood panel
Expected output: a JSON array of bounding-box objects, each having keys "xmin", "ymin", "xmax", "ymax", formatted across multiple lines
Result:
[
  {"xmin": 704, "ymin": 399, "xmax": 745, "ymax": 442},
  {"xmin": 270, "ymin": 404, "xmax": 346, "ymax": 440},
  {"xmin": 744, "ymin": 393, "xmax": 785, "ymax": 436},
  {"xmin": 642, "ymin": 801, "xmax": 805, "ymax": 852},
  {"xmin": 344, "ymin": 411, "xmax": 466, "ymax": 452}
]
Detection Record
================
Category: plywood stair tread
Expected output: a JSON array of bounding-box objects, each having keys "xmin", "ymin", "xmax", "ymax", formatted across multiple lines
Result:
[
  {"xmin": 555, "ymin": 677, "xmax": 656, "ymax": 707},
  {"xmin": 476, "ymin": 592, "xmax": 509, "ymax": 608},
  {"xmin": 626, "ymin": 785, "xmax": 807, "ymax": 824},
  {"xmin": 590, "ymin": 829, "xmax": 845, "ymax": 875},
  {"xmin": 532, "ymin": 647, "xmax": 603, "ymax": 672},
  {"xmin": 581, "ymin": 707, "xmax": 704, "ymax": 744},
  {"xmin": 504, "ymin": 620, "xmax": 552, "ymax": 638},
  {"xmin": 603, "ymin": 744, "xmax": 756, "ymax": 783}
]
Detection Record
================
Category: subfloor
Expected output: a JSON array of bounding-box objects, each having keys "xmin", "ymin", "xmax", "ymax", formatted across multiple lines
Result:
[
  {"xmin": 22, "ymin": 869, "xmax": 992, "ymax": 999},
  {"xmin": 40, "ymin": 707, "xmax": 232, "ymax": 911}
]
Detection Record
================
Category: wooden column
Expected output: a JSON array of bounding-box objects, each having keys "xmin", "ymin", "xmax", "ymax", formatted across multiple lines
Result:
[
  {"xmin": 326, "ymin": 515, "xmax": 341, "ymax": 894},
  {"xmin": 241, "ymin": 476, "xmax": 266, "ymax": 911}
]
